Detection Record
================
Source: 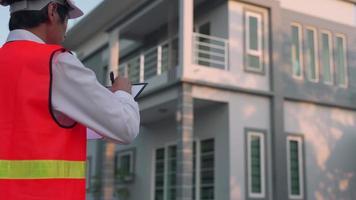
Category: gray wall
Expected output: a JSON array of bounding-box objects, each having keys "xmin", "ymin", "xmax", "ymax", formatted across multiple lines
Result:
[{"xmin": 284, "ymin": 101, "xmax": 356, "ymax": 200}]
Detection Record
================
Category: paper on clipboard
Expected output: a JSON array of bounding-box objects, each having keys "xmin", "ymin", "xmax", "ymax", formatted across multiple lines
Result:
[{"xmin": 132, "ymin": 83, "xmax": 148, "ymax": 100}]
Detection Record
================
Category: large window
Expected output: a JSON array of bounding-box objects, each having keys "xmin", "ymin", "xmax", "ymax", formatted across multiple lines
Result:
[
  {"xmin": 245, "ymin": 11, "xmax": 263, "ymax": 72},
  {"xmin": 200, "ymin": 139, "xmax": 215, "ymax": 200},
  {"xmin": 287, "ymin": 136, "xmax": 304, "ymax": 199},
  {"xmin": 247, "ymin": 131, "xmax": 266, "ymax": 198},
  {"xmin": 291, "ymin": 24, "xmax": 303, "ymax": 78},
  {"xmin": 115, "ymin": 149, "xmax": 135, "ymax": 183},
  {"xmin": 305, "ymin": 28, "xmax": 319, "ymax": 82},
  {"xmin": 167, "ymin": 145, "xmax": 177, "ymax": 200},
  {"xmin": 154, "ymin": 148, "xmax": 165, "ymax": 200},
  {"xmin": 320, "ymin": 31, "xmax": 333, "ymax": 84},
  {"xmin": 154, "ymin": 139, "xmax": 215, "ymax": 200},
  {"xmin": 335, "ymin": 34, "xmax": 348, "ymax": 87}
]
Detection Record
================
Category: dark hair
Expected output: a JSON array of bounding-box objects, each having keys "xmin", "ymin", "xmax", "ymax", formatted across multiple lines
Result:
[{"xmin": 9, "ymin": 1, "xmax": 70, "ymax": 31}]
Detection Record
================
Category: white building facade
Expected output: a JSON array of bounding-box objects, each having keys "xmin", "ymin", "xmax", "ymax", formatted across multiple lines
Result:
[{"xmin": 64, "ymin": 0, "xmax": 356, "ymax": 200}]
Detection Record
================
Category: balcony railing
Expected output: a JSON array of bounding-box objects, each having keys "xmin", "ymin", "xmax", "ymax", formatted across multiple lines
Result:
[
  {"xmin": 119, "ymin": 41, "xmax": 174, "ymax": 82},
  {"xmin": 119, "ymin": 33, "xmax": 229, "ymax": 82},
  {"xmin": 193, "ymin": 33, "xmax": 229, "ymax": 70}
]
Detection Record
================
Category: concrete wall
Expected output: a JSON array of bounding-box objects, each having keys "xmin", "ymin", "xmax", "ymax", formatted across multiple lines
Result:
[
  {"xmin": 278, "ymin": 0, "xmax": 356, "ymax": 26},
  {"xmin": 284, "ymin": 101, "xmax": 356, "ymax": 200},
  {"xmin": 192, "ymin": 86, "xmax": 272, "ymax": 200}
]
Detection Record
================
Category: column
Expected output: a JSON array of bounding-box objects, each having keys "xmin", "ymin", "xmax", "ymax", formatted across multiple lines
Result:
[
  {"xmin": 179, "ymin": 0, "xmax": 194, "ymax": 77},
  {"xmin": 176, "ymin": 83, "xmax": 194, "ymax": 200},
  {"xmin": 102, "ymin": 28, "xmax": 120, "ymax": 200}
]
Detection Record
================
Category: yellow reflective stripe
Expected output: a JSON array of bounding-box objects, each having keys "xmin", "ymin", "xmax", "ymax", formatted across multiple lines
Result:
[{"xmin": 0, "ymin": 160, "xmax": 85, "ymax": 179}]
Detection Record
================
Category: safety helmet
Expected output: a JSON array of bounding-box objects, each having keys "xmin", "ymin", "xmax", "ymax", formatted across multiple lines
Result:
[{"xmin": 0, "ymin": 0, "xmax": 83, "ymax": 19}]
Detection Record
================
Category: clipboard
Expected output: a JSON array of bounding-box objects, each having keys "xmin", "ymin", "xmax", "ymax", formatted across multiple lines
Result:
[
  {"xmin": 109, "ymin": 71, "xmax": 147, "ymax": 100},
  {"xmin": 132, "ymin": 83, "xmax": 148, "ymax": 100}
]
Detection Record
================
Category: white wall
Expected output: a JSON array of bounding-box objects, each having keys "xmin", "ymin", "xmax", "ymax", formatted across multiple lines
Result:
[
  {"xmin": 278, "ymin": 0, "xmax": 356, "ymax": 26},
  {"xmin": 284, "ymin": 101, "xmax": 356, "ymax": 199}
]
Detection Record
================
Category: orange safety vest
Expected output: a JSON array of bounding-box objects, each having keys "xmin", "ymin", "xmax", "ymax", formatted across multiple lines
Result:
[{"xmin": 0, "ymin": 41, "xmax": 87, "ymax": 200}]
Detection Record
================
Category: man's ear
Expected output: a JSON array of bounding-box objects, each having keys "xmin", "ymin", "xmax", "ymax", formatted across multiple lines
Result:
[{"xmin": 47, "ymin": 2, "xmax": 58, "ymax": 24}]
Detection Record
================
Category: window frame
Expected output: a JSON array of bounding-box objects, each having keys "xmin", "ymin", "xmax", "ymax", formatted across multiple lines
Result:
[
  {"xmin": 244, "ymin": 10, "xmax": 264, "ymax": 73},
  {"xmin": 152, "ymin": 138, "xmax": 215, "ymax": 200},
  {"xmin": 287, "ymin": 136, "xmax": 304, "ymax": 199},
  {"xmin": 334, "ymin": 33, "xmax": 348, "ymax": 88},
  {"xmin": 291, "ymin": 23, "xmax": 304, "ymax": 80},
  {"xmin": 305, "ymin": 26, "xmax": 320, "ymax": 82},
  {"xmin": 247, "ymin": 130, "xmax": 266, "ymax": 198},
  {"xmin": 115, "ymin": 148, "xmax": 136, "ymax": 184},
  {"xmin": 320, "ymin": 30, "xmax": 334, "ymax": 85}
]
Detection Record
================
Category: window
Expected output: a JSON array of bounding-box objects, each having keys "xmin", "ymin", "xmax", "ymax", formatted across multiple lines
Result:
[
  {"xmin": 305, "ymin": 28, "xmax": 319, "ymax": 82},
  {"xmin": 167, "ymin": 145, "xmax": 177, "ymax": 200},
  {"xmin": 86, "ymin": 156, "xmax": 92, "ymax": 190},
  {"xmin": 247, "ymin": 131, "xmax": 265, "ymax": 198},
  {"xmin": 320, "ymin": 31, "xmax": 333, "ymax": 84},
  {"xmin": 287, "ymin": 136, "xmax": 304, "ymax": 199},
  {"xmin": 115, "ymin": 149, "xmax": 135, "ymax": 183},
  {"xmin": 200, "ymin": 139, "xmax": 215, "ymax": 200},
  {"xmin": 154, "ymin": 139, "xmax": 215, "ymax": 200},
  {"xmin": 154, "ymin": 148, "xmax": 165, "ymax": 200},
  {"xmin": 245, "ymin": 11, "xmax": 263, "ymax": 72},
  {"xmin": 335, "ymin": 34, "xmax": 348, "ymax": 87},
  {"xmin": 291, "ymin": 24, "xmax": 303, "ymax": 78}
]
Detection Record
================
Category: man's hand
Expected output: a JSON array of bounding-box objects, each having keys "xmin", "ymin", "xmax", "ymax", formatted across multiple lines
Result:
[{"xmin": 111, "ymin": 75, "xmax": 132, "ymax": 94}]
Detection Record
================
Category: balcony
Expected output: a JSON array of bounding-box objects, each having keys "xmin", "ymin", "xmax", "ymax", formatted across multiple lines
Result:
[{"xmin": 119, "ymin": 33, "xmax": 229, "ymax": 82}]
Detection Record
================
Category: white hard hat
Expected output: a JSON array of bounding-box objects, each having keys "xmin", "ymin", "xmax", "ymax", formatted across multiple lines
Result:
[{"xmin": 0, "ymin": 0, "xmax": 83, "ymax": 19}]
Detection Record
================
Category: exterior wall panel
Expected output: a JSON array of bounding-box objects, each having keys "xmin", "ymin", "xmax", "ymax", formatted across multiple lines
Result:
[{"xmin": 284, "ymin": 101, "xmax": 356, "ymax": 200}]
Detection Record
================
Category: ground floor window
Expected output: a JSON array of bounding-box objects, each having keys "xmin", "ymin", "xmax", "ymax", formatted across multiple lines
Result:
[
  {"xmin": 287, "ymin": 136, "xmax": 304, "ymax": 199},
  {"xmin": 154, "ymin": 138, "xmax": 215, "ymax": 200}
]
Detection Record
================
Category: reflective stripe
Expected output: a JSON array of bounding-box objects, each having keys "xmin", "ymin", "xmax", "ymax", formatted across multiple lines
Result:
[{"xmin": 0, "ymin": 160, "xmax": 85, "ymax": 179}]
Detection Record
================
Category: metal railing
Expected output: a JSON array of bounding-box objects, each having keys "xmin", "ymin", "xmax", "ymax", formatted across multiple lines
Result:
[
  {"xmin": 193, "ymin": 33, "xmax": 229, "ymax": 70},
  {"xmin": 119, "ymin": 41, "xmax": 172, "ymax": 82},
  {"xmin": 118, "ymin": 33, "xmax": 229, "ymax": 82}
]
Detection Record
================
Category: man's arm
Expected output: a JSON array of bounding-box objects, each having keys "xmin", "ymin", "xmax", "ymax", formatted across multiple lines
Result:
[{"xmin": 51, "ymin": 52, "xmax": 140, "ymax": 144}]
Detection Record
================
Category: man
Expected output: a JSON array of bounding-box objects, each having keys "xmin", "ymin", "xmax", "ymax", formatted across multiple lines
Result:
[{"xmin": 0, "ymin": 0, "xmax": 140, "ymax": 199}]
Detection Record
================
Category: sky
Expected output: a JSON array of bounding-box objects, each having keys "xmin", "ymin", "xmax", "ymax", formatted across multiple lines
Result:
[{"xmin": 0, "ymin": 0, "xmax": 103, "ymax": 44}]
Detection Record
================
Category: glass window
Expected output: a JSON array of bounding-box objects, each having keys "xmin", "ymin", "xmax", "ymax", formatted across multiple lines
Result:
[
  {"xmin": 154, "ymin": 148, "xmax": 165, "ymax": 200},
  {"xmin": 287, "ymin": 136, "xmax": 304, "ymax": 199},
  {"xmin": 305, "ymin": 28, "xmax": 319, "ymax": 81},
  {"xmin": 167, "ymin": 145, "xmax": 177, "ymax": 200},
  {"xmin": 321, "ymin": 32, "xmax": 333, "ymax": 84},
  {"xmin": 335, "ymin": 35, "xmax": 348, "ymax": 87},
  {"xmin": 245, "ymin": 11, "xmax": 263, "ymax": 72},
  {"xmin": 291, "ymin": 24, "xmax": 303, "ymax": 78},
  {"xmin": 200, "ymin": 139, "xmax": 215, "ymax": 200},
  {"xmin": 155, "ymin": 139, "xmax": 215, "ymax": 200},
  {"xmin": 247, "ymin": 131, "xmax": 265, "ymax": 198}
]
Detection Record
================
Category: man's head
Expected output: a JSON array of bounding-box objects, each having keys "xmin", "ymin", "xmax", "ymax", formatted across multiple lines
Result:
[{"xmin": 1, "ymin": 0, "xmax": 83, "ymax": 44}]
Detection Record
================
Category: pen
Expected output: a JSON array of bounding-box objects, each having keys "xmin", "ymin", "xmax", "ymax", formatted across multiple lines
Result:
[{"xmin": 110, "ymin": 71, "xmax": 115, "ymax": 85}]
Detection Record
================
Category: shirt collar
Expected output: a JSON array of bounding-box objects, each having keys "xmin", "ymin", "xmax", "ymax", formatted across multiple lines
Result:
[{"xmin": 6, "ymin": 29, "xmax": 45, "ymax": 44}]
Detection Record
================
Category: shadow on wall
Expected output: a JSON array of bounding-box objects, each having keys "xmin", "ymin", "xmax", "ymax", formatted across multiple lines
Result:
[{"xmin": 276, "ymin": 20, "xmax": 356, "ymax": 200}]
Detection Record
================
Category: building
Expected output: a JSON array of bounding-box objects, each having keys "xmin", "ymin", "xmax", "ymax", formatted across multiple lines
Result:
[{"xmin": 64, "ymin": 0, "xmax": 356, "ymax": 199}]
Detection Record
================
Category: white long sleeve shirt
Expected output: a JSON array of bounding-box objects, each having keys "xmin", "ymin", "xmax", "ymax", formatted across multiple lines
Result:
[{"xmin": 5, "ymin": 29, "xmax": 140, "ymax": 144}]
